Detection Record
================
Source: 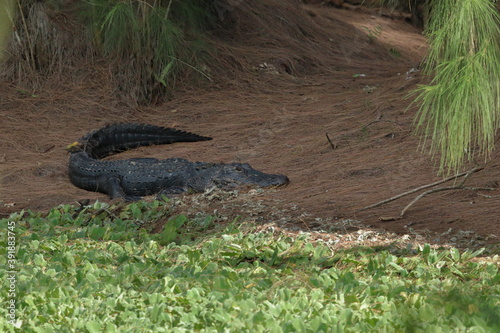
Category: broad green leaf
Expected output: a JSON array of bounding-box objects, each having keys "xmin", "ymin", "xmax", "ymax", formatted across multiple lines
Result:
[
  {"xmin": 85, "ymin": 321, "xmax": 101, "ymax": 333},
  {"xmin": 33, "ymin": 254, "xmax": 46, "ymax": 266}
]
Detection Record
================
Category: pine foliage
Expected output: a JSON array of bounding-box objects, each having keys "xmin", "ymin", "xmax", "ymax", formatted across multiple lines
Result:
[{"xmin": 414, "ymin": 0, "xmax": 500, "ymax": 174}]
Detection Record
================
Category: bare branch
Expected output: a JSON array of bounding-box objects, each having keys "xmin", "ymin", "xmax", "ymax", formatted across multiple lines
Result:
[
  {"xmin": 359, "ymin": 167, "xmax": 484, "ymax": 212},
  {"xmin": 399, "ymin": 186, "xmax": 457, "ymax": 218}
]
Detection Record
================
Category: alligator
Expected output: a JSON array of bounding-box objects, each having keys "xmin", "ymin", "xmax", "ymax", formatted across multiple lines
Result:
[{"xmin": 67, "ymin": 123, "xmax": 289, "ymax": 200}]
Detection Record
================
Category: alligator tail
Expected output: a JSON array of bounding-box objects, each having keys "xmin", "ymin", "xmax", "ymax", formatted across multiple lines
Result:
[{"xmin": 74, "ymin": 123, "xmax": 212, "ymax": 159}]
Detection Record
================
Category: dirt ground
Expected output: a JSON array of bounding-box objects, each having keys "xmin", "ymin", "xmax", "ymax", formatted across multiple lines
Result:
[{"xmin": 1, "ymin": 4, "xmax": 498, "ymax": 251}]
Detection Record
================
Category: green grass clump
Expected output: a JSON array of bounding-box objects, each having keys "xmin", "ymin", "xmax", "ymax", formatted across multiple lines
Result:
[
  {"xmin": 0, "ymin": 201, "xmax": 498, "ymax": 332},
  {"xmin": 84, "ymin": 0, "xmax": 216, "ymax": 102}
]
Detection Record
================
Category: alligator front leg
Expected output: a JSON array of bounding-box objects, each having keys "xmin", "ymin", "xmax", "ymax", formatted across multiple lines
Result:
[{"xmin": 157, "ymin": 186, "xmax": 188, "ymax": 198}]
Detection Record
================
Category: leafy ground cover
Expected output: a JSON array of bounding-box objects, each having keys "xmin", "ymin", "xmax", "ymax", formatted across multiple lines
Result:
[{"xmin": 1, "ymin": 201, "xmax": 499, "ymax": 332}]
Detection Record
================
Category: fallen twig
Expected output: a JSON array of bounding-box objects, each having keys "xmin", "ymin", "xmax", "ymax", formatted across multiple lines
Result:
[
  {"xmin": 359, "ymin": 167, "xmax": 484, "ymax": 212},
  {"xmin": 72, "ymin": 199, "xmax": 90, "ymax": 219},
  {"xmin": 82, "ymin": 202, "xmax": 126, "ymax": 226},
  {"xmin": 476, "ymin": 192, "xmax": 500, "ymax": 199},
  {"xmin": 399, "ymin": 186, "xmax": 460, "ymax": 219},
  {"xmin": 399, "ymin": 185, "xmax": 496, "ymax": 220},
  {"xmin": 362, "ymin": 119, "xmax": 404, "ymax": 131},
  {"xmin": 325, "ymin": 133, "xmax": 337, "ymax": 150},
  {"xmin": 360, "ymin": 166, "xmax": 492, "ymax": 220},
  {"xmin": 42, "ymin": 145, "xmax": 55, "ymax": 153}
]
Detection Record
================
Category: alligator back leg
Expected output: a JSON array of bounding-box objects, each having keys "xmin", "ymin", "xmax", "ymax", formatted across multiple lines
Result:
[{"xmin": 95, "ymin": 176, "xmax": 125, "ymax": 200}]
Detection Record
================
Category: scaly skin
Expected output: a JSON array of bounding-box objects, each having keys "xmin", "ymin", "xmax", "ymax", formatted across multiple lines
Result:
[
  {"xmin": 67, "ymin": 123, "xmax": 289, "ymax": 200},
  {"xmin": 67, "ymin": 123, "xmax": 212, "ymax": 159}
]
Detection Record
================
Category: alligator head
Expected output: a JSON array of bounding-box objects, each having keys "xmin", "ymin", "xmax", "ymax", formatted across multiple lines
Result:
[{"xmin": 205, "ymin": 162, "xmax": 289, "ymax": 190}]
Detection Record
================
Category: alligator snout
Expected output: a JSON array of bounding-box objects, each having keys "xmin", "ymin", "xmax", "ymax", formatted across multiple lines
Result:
[{"xmin": 268, "ymin": 174, "xmax": 289, "ymax": 187}]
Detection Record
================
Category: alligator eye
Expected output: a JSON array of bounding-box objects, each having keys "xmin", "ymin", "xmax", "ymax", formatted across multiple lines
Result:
[{"xmin": 235, "ymin": 166, "xmax": 244, "ymax": 172}]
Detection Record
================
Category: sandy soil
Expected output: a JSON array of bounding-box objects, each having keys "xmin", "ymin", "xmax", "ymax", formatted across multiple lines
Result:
[{"xmin": 1, "ymin": 4, "xmax": 498, "ymax": 250}]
